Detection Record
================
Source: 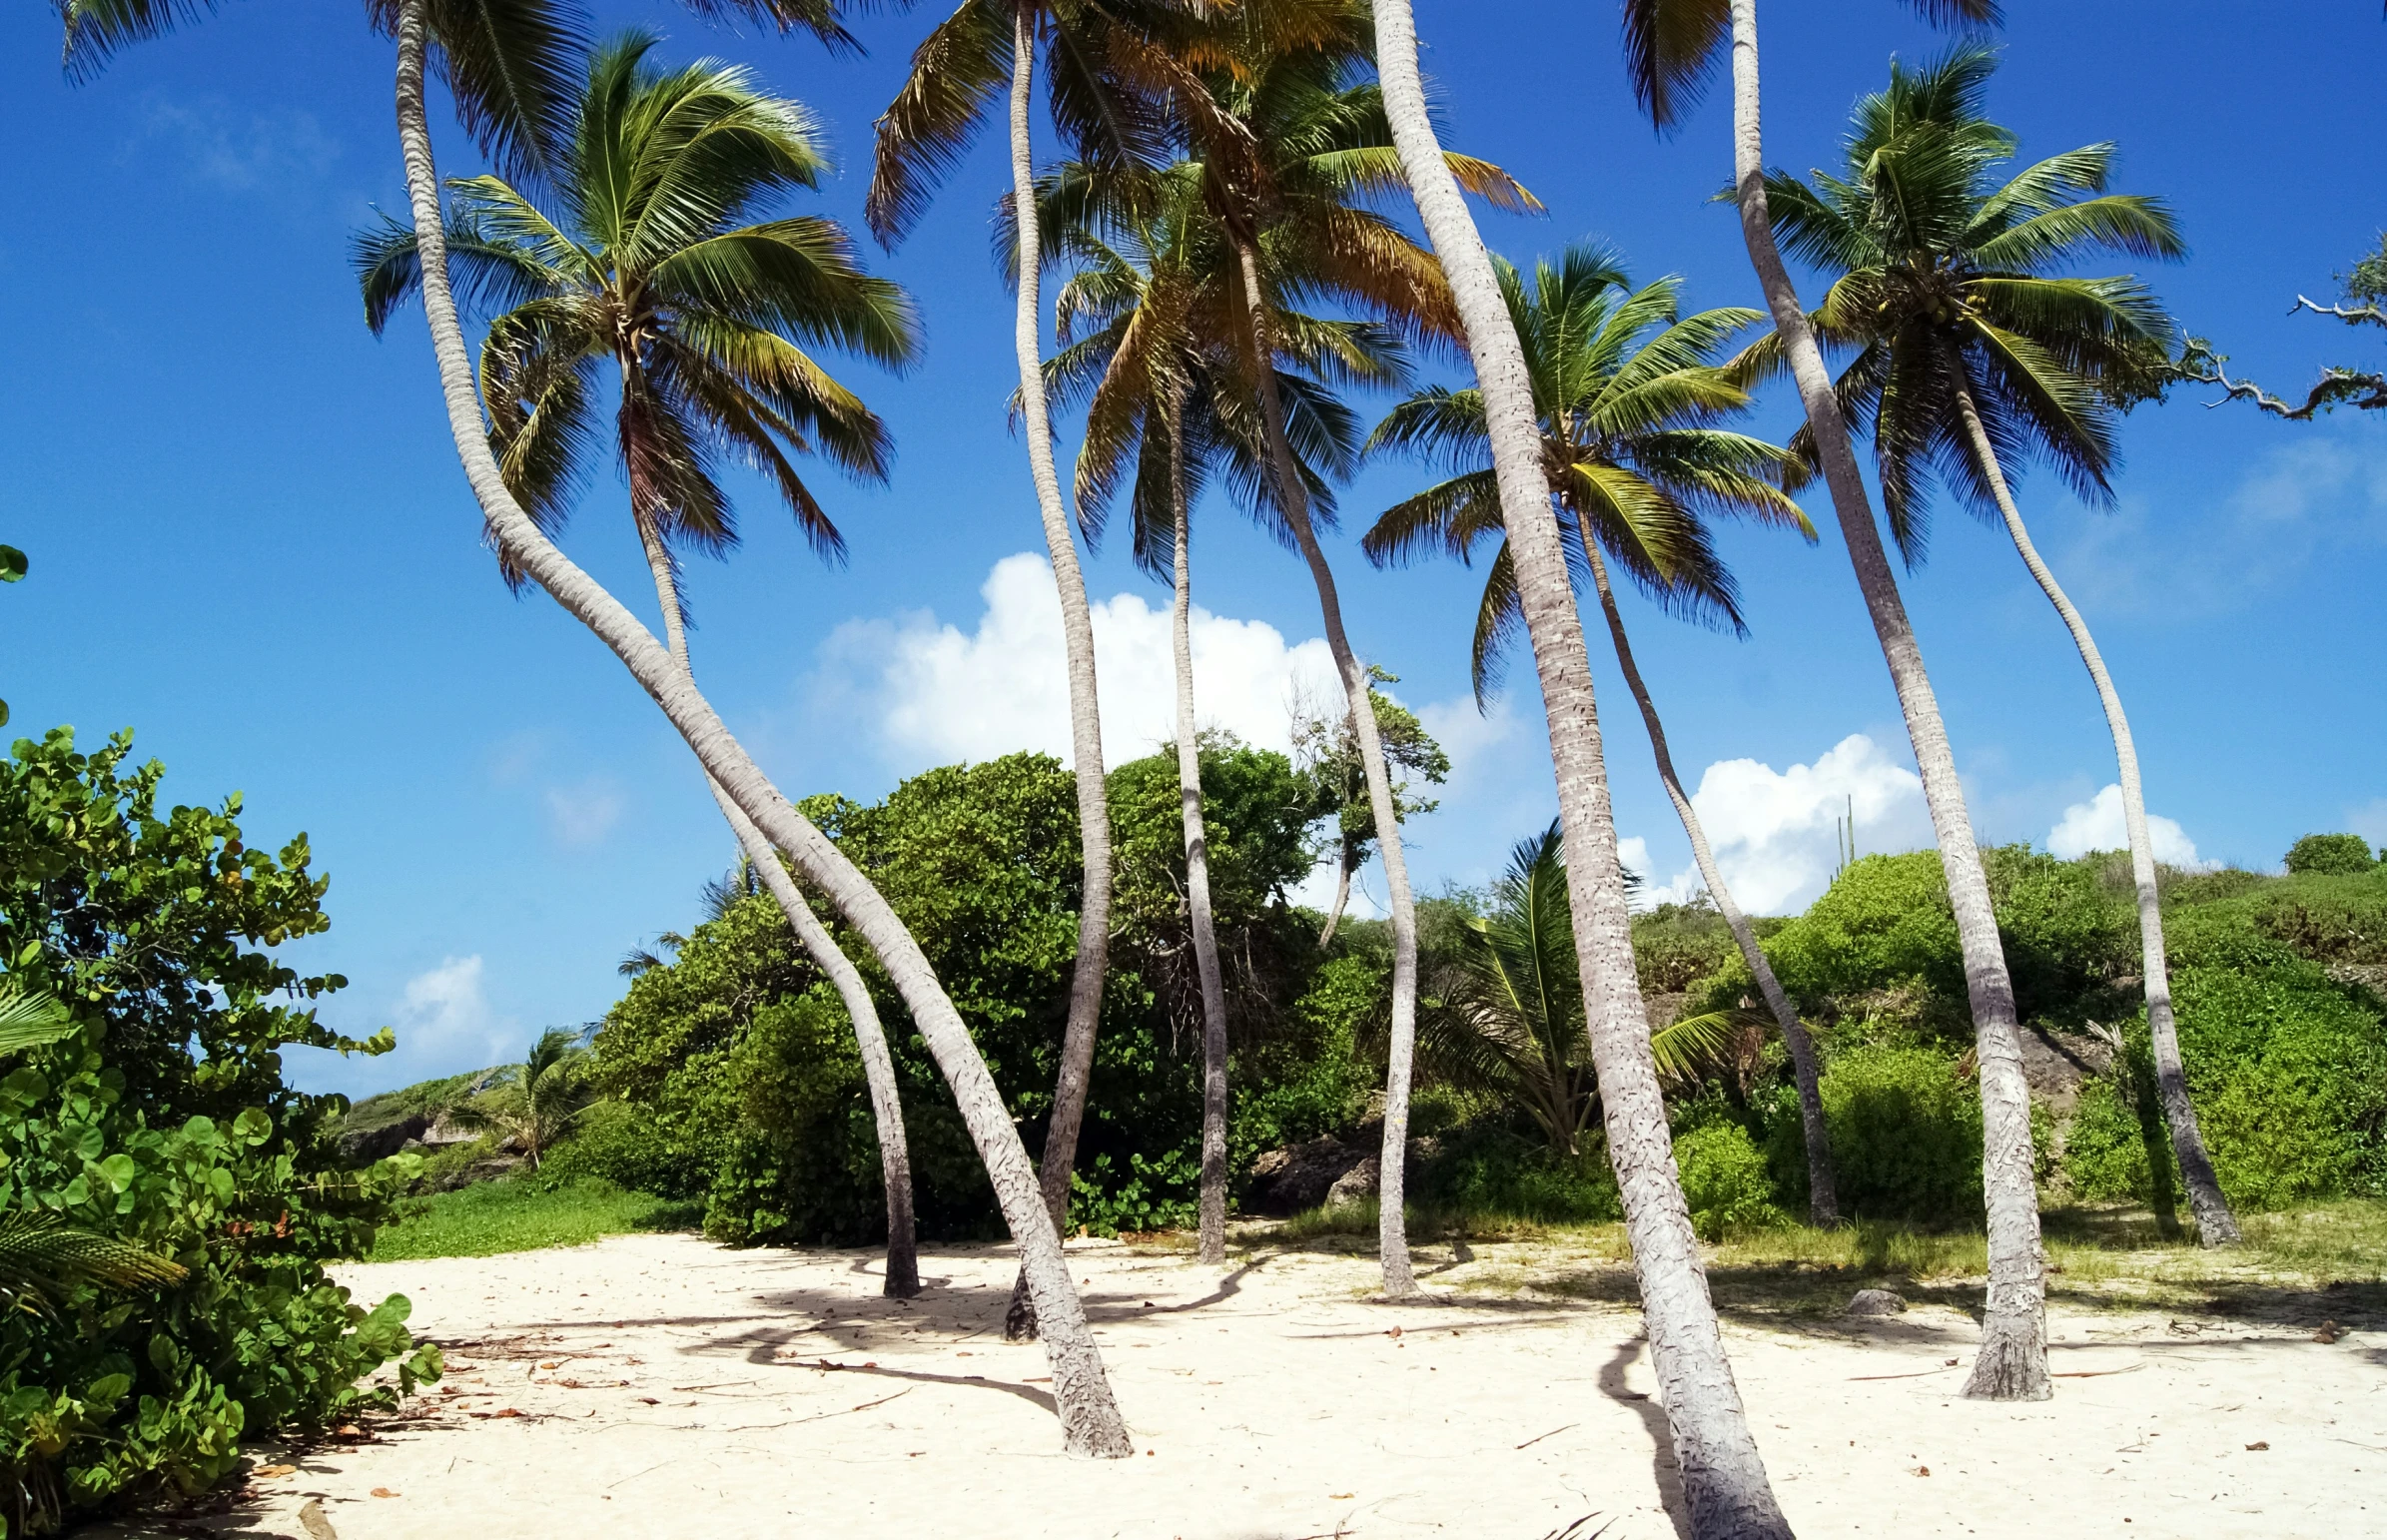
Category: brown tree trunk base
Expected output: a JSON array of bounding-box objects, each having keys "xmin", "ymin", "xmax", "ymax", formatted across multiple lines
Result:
[{"xmin": 1963, "ymin": 1310, "xmax": 2053, "ymax": 1401}]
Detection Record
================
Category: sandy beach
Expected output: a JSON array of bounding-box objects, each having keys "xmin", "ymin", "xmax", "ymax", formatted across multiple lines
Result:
[{"xmin": 104, "ymin": 1231, "xmax": 2386, "ymax": 1539}]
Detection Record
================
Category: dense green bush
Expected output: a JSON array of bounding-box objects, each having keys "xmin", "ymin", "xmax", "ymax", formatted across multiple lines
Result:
[
  {"xmin": 1409, "ymin": 1122, "xmax": 1621, "ymax": 1223},
  {"xmin": 1766, "ymin": 1045, "xmax": 1985, "ymax": 1222},
  {"xmin": 2065, "ymin": 938, "xmax": 2387, "ymax": 1209},
  {"xmin": 589, "ymin": 741, "xmax": 1359, "ymax": 1245},
  {"xmin": 1673, "ymin": 1122, "xmax": 1786, "ymax": 1239},
  {"xmin": 2285, "ymin": 833, "xmax": 2380, "ymax": 876},
  {"xmin": 0, "ymin": 730, "xmax": 436, "ymax": 1533}
]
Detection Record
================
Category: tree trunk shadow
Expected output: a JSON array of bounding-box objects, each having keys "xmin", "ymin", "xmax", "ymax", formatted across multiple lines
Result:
[{"xmin": 1598, "ymin": 1337, "xmax": 1689, "ymax": 1540}]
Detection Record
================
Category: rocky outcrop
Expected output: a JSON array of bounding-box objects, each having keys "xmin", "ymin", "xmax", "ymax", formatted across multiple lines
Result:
[
  {"xmin": 1245, "ymin": 1137, "xmax": 1371, "ymax": 1215},
  {"xmin": 2017, "ymin": 1025, "xmax": 2114, "ymax": 1113},
  {"xmin": 335, "ymin": 1113, "xmax": 430, "ymax": 1164}
]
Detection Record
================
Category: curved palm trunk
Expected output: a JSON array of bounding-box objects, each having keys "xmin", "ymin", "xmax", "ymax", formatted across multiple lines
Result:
[
  {"xmin": 1003, "ymin": 0, "xmax": 1118, "ymax": 1341},
  {"xmin": 1584, "ymin": 544, "xmax": 1839, "ymax": 1227},
  {"xmin": 1370, "ymin": 2, "xmax": 1794, "ymax": 1533},
  {"xmin": 633, "ymin": 516, "xmax": 923, "ymax": 1295},
  {"xmin": 1232, "ymin": 239, "xmax": 1421, "ymax": 1296},
  {"xmin": 1165, "ymin": 390, "xmax": 1233, "ymax": 1266},
  {"xmin": 393, "ymin": 4, "xmax": 1126, "ymax": 1453},
  {"xmin": 1948, "ymin": 377, "xmax": 2238, "ymax": 1247},
  {"xmin": 1316, "ymin": 841, "xmax": 1357, "ymax": 947},
  {"xmin": 1724, "ymin": 0, "xmax": 2047, "ymax": 1401}
]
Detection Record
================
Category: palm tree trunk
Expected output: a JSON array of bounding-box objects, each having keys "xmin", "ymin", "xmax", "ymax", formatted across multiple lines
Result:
[
  {"xmin": 1232, "ymin": 238, "xmax": 1421, "ymax": 1297},
  {"xmin": 1723, "ymin": 0, "xmax": 2048, "ymax": 1401},
  {"xmin": 392, "ymin": 3, "xmax": 1125, "ymax": 1453},
  {"xmin": 632, "ymin": 514, "xmax": 923, "ymax": 1295},
  {"xmin": 1316, "ymin": 842, "xmax": 1356, "ymax": 947},
  {"xmin": 1165, "ymin": 388, "xmax": 1233, "ymax": 1267},
  {"xmin": 1369, "ymin": 2, "xmax": 1794, "ymax": 1533},
  {"xmin": 1002, "ymin": 0, "xmax": 1117, "ymax": 1341},
  {"xmin": 1583, "ymin": 543, "xmax": 1839, "ymax": 1227},
  {"xmin": 1948, "ymin": 376, "xmax": 2238, "ymax": 1247}
]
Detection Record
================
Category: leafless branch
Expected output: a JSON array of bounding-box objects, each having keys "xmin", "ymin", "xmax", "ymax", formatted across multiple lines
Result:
[{"xmin": 2292, "ymin": 294, "xmax": 2387, "ymax": 329}]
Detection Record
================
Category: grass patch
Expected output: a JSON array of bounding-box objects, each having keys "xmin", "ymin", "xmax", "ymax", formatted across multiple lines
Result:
[
  {"xmin": 1245, "ymin": 1197, "xmax": 2387, "ymax": 1326},
  {"xmin": 368, "ymin": 1176, "xmax": 700, "ymax": 1261}
]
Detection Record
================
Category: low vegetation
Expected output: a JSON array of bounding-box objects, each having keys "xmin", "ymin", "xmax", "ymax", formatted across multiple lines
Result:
[{"xmin": 366, "ymin": 1178, "xmax": 698, "ymax": 1263}]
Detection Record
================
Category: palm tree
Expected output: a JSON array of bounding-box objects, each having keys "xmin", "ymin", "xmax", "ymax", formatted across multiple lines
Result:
[
  {"xmin": 63, "ymin": 0, "xmax": 1133, "ymax": 1422},
  {"xmin": 871, "ymin": 4, "xmax": 1201, "ymax": 1322},
  {"xmin": 1757, "ymin": 47, "xmax": 2236, "ymax": 1248},
  {"xmin": 1182, "ymin": 4, "xmax": 1534, "ymax": 1296},
  {"xmin": 1361, "ymin": 243, "xmax": 1843, "ymax": 1225},
  {"xmin": 1038, "ymin": 168, "xmax": 1241, "ymax": 1263},
  {"xmin": 1036, "ymin": 154, "xmax": 1402, "ymax": 1262},
  {"xmin": 449, "ymin": 1027, "xmax": 593, "ymax": 1168},
  {"xmin": 1615, "ymin": 0, "xmax": 2049, "ymax": 1406},
  {"xmin": 1365, "ymin": 2, "xmax": 1795, "ymax": 1532},
  {"xmin": 356, "ymin": 37, "xmax": 934, "ymax": 1293},
  {"xmin": 1424, "ymin": 823, "xmax": 1731, "ymax": 1157},
  {"xmin": 364, "ymin": 1, "xmax": 1131, "ymax": 1454}
]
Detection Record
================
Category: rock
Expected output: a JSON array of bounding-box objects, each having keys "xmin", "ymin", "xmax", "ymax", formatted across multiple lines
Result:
[
  {"xmin": 2017, "ymin": 1027, "xmax": 2112, "ymax": 1113},
  {"xmin": 1846, "ymin": 1288, "xmax": 1909, "ymax": 1316},
  {"xmin": 1326, "ymin": 1155, "xmax": 1380, "ymax": 1207},
  {"xmin": 422, "ymin": 1154, "xmax": 525, "ymax": 1193},
  {"xmin": 336, "ymin": 1113, "xmax": 429, "ymax": 1164},
  {"xmin": 1245, "ymin": 1137, "xmax": 1369, "ymax": 1215},
  {"xmin": 419, "ymin": 1114, "xmax": 481, "ymax": 1149}
]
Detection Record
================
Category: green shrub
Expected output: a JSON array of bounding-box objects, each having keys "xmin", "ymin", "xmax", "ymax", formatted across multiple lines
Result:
[
  {"xmin": 1410, "ymin": 1122, "xmax": 1621, "ymax": 1223},
  {"xmin": 2063, "ymin": 947, "xmax": 2387, "ymax": 1209},
  {"xmin": 0, "ymin": 730, "xmax": 437, "ymax": 1532},
  {"xmin": 1673, "ymin": 1122, "xmax": 1786, "ymax": 1239},
  {"xmin": 1767, "ymin": 1045, "xmax": 1984, "ymax": 1223},
  {"xmin": 2285, "ymin": 833, "xmax": 2380, "ymax": 876}
]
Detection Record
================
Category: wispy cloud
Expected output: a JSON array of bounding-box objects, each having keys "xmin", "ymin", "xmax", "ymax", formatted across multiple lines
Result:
[
  {"xmin": 2057, "ymin": 429, "xmax": 2387, "ymax": 618},
  {"xmin": 133, "ymin": 100, "xmax": 341, "ymax": 192},
  {"xmin": 543, "ymin": 776, "xmax": 626, "ymax": 846}
]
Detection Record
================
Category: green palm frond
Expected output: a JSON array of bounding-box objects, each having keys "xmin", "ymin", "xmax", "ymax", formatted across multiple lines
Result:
[
  {"xmin": 1768, "ymin": 43, "xmax": 2183, "ymax": 558},
  {"xmin": 1366, "ymin": 240, "xmax": 1804, "ymax": 700},
  {"xmin": 0, "ymin": 985, "xmax": 77, "ymax": 1058},
  {"xmin": 359, "ymin": 31, "xmax": 912, "ymax": 592},
  {"xmin": 0, "ymin": 1211, "xmax": 186, "ymax": 1312}
]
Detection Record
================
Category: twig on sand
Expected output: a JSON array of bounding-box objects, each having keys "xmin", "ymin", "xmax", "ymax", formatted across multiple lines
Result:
[
  {"xmin": 1514, "ymin": 1423, "xmax": 1578, "ymax": 1450},
  {"xmin": 1848, "ymin": 1367, "xmax": 1958, "ymax": 1381},
  {"xmin": 2052, "ymin": 1363, "xmax": 2145, "ymax": 1379}
]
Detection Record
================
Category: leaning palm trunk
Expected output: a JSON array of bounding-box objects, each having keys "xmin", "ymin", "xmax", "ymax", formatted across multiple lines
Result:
[
  {"xmin": 392, "ymin": 2, "xmax": 1127, "ymax": 1454},
  {"xmin": 1164, "ymin": 389, "xmax": 1234, "ymax": 1266},
  {"xmin": 1724, "ymin": 0, "xmax": 2047, "ymax": 1401},
  {"xmin": 1948, "ymin": 378, "xmax": 2238, "ymax": 1247},
  {"xmin": 633, "ymin": 516, "xmax": 923, "ymax": 1295},
  {"xmin": 1370, "ymin": 2, "xmax": 1794, "ymax": 1533},
  {"xmin": 1316, "ymin": 841, "xmax": 1357, "ymax": 947},
  {"xmin": 1584, "ymin": 543, "xmax": 1839, "ymax": 1227},
  {"xmin": 1233, "ymin": 240, "xmax": 1422, "ymax": 1296},
  {"xmin": 1002, "ymin": 3, "xmax": 1118, "ymax": 1341}
]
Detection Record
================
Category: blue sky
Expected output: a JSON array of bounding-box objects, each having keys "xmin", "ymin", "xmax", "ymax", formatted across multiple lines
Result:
[{"xmin": 3, "ymin": 1, "xmax": 2381, "ymax": 1096}]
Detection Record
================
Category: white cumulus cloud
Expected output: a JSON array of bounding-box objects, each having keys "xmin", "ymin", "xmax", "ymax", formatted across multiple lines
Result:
[
  {"xmin": 2046, "ymin": 784, "xmax": 2218, "ymax": 870},
  {"xmin": 823, "ymin": 552, "xmax": 1343, "ymax": 769},
  {"xmin": 390, "ymin": 956, "xmax": 513, "ymax": 1064},
  {"xmin": 1648, "ymin": 734, "xmax": 1934, "ymax": 915}
]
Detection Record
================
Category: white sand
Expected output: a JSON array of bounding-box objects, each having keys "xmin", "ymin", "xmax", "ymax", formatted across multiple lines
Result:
[{"xmin": 108, "ymin": 1232, "xmax": 2385, "ymax": 1538}]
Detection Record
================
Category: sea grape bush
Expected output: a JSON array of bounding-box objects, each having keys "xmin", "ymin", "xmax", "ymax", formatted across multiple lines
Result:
[{"xmin": 0, "ymin": 729, "xmax": 438, "ymax": 1533}]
